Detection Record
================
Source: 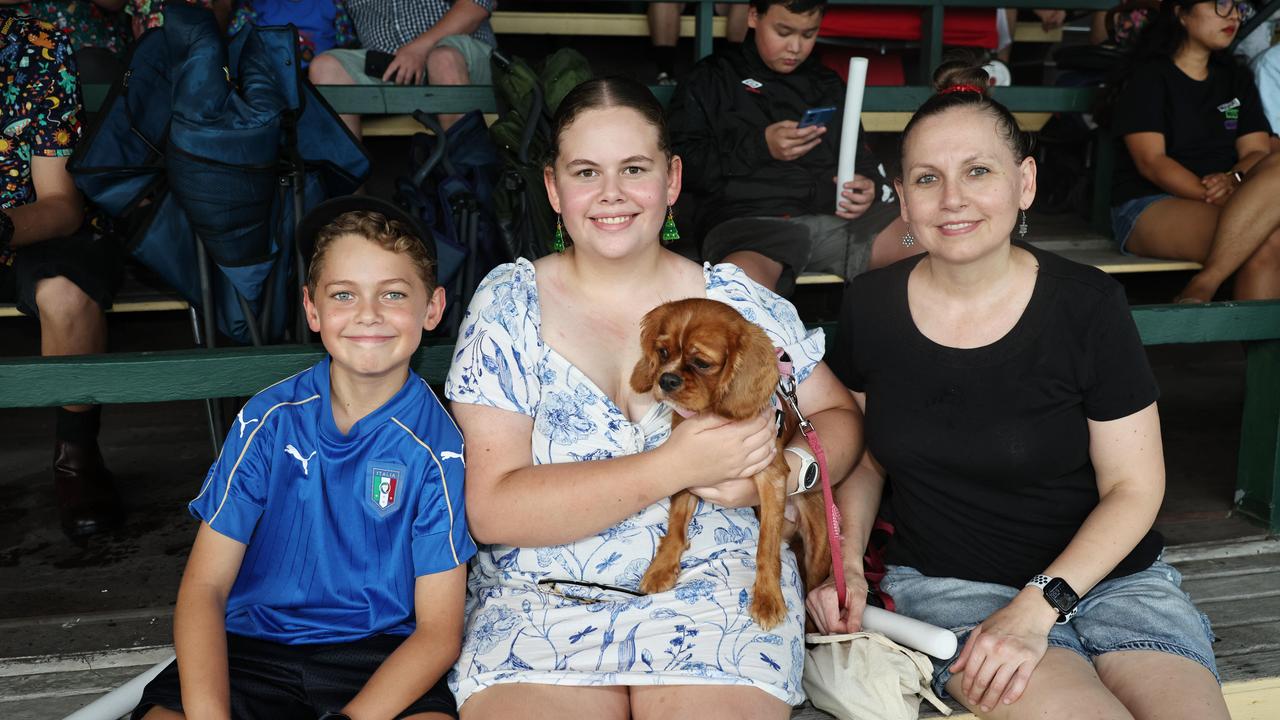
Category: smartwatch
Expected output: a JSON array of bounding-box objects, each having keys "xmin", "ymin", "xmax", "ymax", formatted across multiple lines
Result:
[
  {"xmin": 1231, "ymin": 170, "xmax": 1245, "ymax": 185},
  {"xmin": 1025, "ymin": 575, "xmax": 1080, "ymax": 624},
  {"xmin": 784, "ymin": 445, "xmax": 818, "ymax": 495}
]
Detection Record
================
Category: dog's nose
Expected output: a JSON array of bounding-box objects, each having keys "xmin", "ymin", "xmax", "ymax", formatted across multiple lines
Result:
[{"xmin": 659, "ymin": 373, "xmax": 683, "ymax": 392}]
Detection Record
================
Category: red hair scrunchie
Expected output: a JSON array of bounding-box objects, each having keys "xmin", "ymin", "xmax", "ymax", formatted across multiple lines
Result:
[{"xmin": 939, "ymin": 84, "xmax": 986, "ymax": 96}]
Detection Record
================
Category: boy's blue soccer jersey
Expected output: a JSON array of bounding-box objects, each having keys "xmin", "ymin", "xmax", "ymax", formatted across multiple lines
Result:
[{"xmin": 190, "ymin": 357, "xmax": 476, "ymax": 644}]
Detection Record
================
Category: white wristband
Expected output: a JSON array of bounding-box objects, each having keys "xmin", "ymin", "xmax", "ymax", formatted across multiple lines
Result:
[{"xmin": 784, "ymin": 446, "xmax": 818, "ymax": 495}]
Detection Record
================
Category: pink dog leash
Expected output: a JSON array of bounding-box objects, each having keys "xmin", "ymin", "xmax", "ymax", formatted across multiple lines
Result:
[{"xmin": 776, "ymin": 350, "xmax": 848, "ymax": 610}]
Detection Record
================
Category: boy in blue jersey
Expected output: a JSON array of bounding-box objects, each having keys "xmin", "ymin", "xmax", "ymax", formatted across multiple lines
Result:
[{"xmin": 134, "ymin": 197, "xmax": 476, "ymax": 720}]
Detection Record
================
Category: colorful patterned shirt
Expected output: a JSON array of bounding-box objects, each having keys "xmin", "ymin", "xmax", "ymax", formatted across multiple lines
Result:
[
  {"xmin": 228, "ymin": 0, "xmax": 356, "ymax": 66},
  {"xmin": 18, "ymin": 1, "xmax": 129, "ymax": 55},
  {"xmin": 0, "ymin": 12, "xmax": 83, "ymax": 214},
  {"xmin": 125, "ymin": 0, "xmax": 216, "ymax": 39}
]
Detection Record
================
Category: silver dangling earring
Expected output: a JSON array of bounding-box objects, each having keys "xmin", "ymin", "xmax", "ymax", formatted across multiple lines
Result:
[
  {"xmin": 901, "ymin": 228, "xmax": 915, "ymax": 247},
  {"xmin": 1018, "ymin": 210, "xmax": 1028, "ymax": 238}
]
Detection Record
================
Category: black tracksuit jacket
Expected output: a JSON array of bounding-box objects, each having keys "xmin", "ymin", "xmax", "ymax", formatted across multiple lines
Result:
[{"xmin": 668, "ymin": 35, "xmax": 889, "ymax": 239}]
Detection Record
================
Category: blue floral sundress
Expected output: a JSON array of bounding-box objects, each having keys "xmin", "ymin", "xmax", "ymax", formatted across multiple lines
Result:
[{"xmin": 444, "ymin": 258, "xmax": 825, "ymax": 707}]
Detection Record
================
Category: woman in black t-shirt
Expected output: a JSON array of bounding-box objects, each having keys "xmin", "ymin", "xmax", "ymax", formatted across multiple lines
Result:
[
  {"xmin": 807, "ymin": 61, "xmax": 1228, "ymax": 720},
  {"xmin": 1111, "ymin": 0, "xmax": 1280, "ymax": 302}
]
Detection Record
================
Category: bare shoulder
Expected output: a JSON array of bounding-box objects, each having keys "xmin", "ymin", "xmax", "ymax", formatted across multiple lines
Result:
[{"xmin": 661, "ymin": 250, "xmax": 710, "ymax": 297}]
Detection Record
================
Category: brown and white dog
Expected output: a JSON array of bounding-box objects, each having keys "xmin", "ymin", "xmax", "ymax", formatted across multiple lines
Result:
[{"xmin": 630, "ymin": 298, "xmax": 830, "ymax": 630}]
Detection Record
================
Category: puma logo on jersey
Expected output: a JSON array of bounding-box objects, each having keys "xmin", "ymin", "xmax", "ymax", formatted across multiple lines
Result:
[
  {"xmin": 235, "ymin": 410, "xmax": 260, "ymax": 438},
  {"xmin": 441, "ymin": 450, "xmax": 465, "ymax": 465},
  {"xmin": 284, "ymin": 444, "xmax": 317, "ymax": 476}
]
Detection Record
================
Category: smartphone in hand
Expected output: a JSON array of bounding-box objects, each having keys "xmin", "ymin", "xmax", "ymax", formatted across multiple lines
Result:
[
  {"xmin": 364, "ymin": 50, "xmax": 395, "ymax": 79},
  {"xmin": 797, "ymin": 106, "xmax": 836, "ymax": 129}
]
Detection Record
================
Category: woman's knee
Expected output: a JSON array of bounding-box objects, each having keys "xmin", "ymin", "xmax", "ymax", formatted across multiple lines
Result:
[
  {"xmin": 1243, "ymin": 230, "xmax": 1280, "ymax": 273},
  {"xmin": 944, "ymin": 648, "xmax": 1133, "ymax": 720},
  {"xmin": 427, "ymin": 46, "xmax": 469, "ymax": 85},
  {"xmin": 33, "ymin": 276, "xmax": 97, "ymax": 323},
  {"xmin": 1094, "ymin": 650, "xmax": 1228, "ymax": 720}
]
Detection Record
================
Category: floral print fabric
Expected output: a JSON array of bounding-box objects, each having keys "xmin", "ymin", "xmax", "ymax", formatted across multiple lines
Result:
[
  {"xmin": 0, "ymin": 12, "xmax": 82, "ymax": 212},
  {"xmin": 444, "ymin": 259, "xmax": 825, "ymax": 707},
  {"xmin": 228, "ymin": 0, "xmax": 356, "ymax": 66},
  {"xmin": 19, "ymin": 2, "xmax": 129, "ymax": 55},
  {"xmin": 125, "ymin": 0, "xmax": 215, "ymax": 39}
]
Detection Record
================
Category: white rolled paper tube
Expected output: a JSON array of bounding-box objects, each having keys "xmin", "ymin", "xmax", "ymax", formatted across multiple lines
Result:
[
  {"xmin": 861, "ymin": 605, "xmax": 958, "ymax": 660},
  {"xmin": 64, "ymin": 654, "xmax": 175, "ymax": 720},
  {"xmin": 835, "ymin": 57, "xmax": 869, "ymax": 209}
]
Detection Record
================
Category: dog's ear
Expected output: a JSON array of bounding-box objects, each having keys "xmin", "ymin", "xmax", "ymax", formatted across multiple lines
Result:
[
  {"xmin": 715, "ymin": 321, "xmax": 779, "ymax": 420},
  {"xmin": 630, "ymin": 306, "xmax": 666, "ymax": 393}
]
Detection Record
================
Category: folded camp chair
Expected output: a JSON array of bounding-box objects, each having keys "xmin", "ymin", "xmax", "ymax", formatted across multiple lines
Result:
[
  {"xmin": 69, "ymin": 4, "xmax": 369, "ymax": 448},
  {"xmin": 71, "ymin": 4, "xmax": 368, "ymax": 348}
]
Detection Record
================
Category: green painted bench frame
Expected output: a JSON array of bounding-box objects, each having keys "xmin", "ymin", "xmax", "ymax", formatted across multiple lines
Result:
[{"xmin": 2, "ymin": 300, "xmax": 1278, "ymax": 532}]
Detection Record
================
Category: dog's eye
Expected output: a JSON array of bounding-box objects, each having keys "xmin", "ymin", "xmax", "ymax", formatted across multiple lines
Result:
[
  {"xmin": 657, "ymin": 347, "xmax": 669, "ymax": 361},
  {"xmin": 691, "ymin": 358, "xmax": 711, "ymax": 370}
]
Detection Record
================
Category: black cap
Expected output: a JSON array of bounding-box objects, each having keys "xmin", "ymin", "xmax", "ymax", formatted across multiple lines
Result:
[{"xmin": 296, "ymin": 195, "xmax": 436, "ymax": 269}]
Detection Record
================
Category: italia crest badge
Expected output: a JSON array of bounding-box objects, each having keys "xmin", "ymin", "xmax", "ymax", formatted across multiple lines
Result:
[{"xmin": 366, "ymin": 462, "xmax": 406, "ymax": 516}]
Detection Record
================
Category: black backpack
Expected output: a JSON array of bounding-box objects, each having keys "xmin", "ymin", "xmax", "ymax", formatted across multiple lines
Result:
[{"xmin": 488, "ymin": 48, "xmax": 593, "ymax": 260}]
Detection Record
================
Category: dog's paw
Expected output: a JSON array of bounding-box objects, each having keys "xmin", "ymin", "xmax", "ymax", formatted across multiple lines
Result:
[
  {"xmin": 749, "ymin": 587, "xmax": 788, "ymax": 630},
  {"xmin": 640, "ymin": 563, "xmax": 680, "ymax": 595}
]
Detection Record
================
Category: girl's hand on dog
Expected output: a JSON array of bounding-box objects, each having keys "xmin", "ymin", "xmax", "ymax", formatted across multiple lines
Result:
[
  {"xmin": 806, "ymin": 569, "xmax": 869, "ymax": 634},
  {"xmin": 664, "ymin": 408, "xmax": 777, "ymax": 492},
  {"xmin": 688, "ymin": 477, "xmax": 761, "ymax": 508}
]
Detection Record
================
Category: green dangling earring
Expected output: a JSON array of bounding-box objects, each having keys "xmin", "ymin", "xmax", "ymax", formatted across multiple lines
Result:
[
  {"xmin": 552, "ymin": 214, "xmax": 566, "ymax": 253},
  {"xmin": 661, "ymin": 206, "xmax": 680, "ymax": 244}
]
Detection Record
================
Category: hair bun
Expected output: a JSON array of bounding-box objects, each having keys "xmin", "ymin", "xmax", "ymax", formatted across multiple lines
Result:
[{"xmin": 932, "ymin": 59, "xmax": 992, "ymax": 97}]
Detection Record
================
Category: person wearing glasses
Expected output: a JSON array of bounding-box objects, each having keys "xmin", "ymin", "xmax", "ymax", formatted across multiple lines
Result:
[{"xmin": 1110, "ymin": 0, "xmax": 1280, "ymax": 303}]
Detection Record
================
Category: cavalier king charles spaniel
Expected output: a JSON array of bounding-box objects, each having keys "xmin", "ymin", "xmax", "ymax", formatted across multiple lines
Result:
[{"xmin": 630, "ymin": 298, "xmax": 830, "ymax": 630}]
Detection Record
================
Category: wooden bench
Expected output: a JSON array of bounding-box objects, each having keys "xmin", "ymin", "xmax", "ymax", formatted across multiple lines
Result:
[
  {"xmin": 491, "ymin": 9, "xmax": 1060, "ymax": 44},
  {"xmin": 2, "ymin": 300, "xmax": 1277, "ymax": 533},
  {"xmin": 513, "ymin": 0, "xmax": 1110, "ymax": 77},
  {"xmin": 0, "ymin": 297, "xmax": 188, "ymax": 319},
  {"xmin": 9, "ymin": 541, "xmax": 1273, "ymax": 717},
  {"xmin": 793, "ymin": 236, "xmax": 1202, "ymax": 287},
  {"xmin": 1, "ymin": 300, "xmax": 1277, "ymax": 715}
]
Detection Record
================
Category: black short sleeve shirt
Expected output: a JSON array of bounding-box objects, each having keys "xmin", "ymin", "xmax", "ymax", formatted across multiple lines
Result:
[
  {"xmin": 1111, "ymin": 57, "xmax": 1272, "ymax": 204},
  {"xmin": 831, "ymin": 243, "xmax": 1163, "ymax": 587}
]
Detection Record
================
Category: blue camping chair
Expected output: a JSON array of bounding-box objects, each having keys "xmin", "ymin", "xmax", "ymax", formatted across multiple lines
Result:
[
  {"xmin": 69, "ymin": 5, "xmax": 369, "ymax": 447},
  {"xmin": 70, "ymin": 4, "xmax": 368, "ymax": 347}
]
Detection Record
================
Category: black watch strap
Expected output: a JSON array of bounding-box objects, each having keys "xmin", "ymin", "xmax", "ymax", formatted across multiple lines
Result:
[{"xmin": 1026, "ymin": 574, "xmax": 1080, "ymax": 624}]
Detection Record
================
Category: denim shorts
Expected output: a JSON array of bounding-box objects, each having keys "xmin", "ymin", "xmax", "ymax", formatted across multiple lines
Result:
[
  {"xmin": 879, "ymin": 561, "xmax": 1219, "ymax": 699},
  {"xmin": 1110, "ymin": 193, "xmax": 1171, "ymax": 254}
]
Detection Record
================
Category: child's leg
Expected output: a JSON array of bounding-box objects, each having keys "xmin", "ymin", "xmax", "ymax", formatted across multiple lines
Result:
[
  {"xmin": 139, "ymin": 708, "xmax": 184, "ymax": 720},
  {"xmin": 305, "ymin": 635, "xmax": 459, "ymax": 719},
  {"xmin": 130, "ymin": 636, "xmax": 312, "ymax": 720}
]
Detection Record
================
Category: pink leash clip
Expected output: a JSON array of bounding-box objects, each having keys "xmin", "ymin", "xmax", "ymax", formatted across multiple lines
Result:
[{"xmin": 775, "ymin": 349, "xmax": 848, "ymax": 610}]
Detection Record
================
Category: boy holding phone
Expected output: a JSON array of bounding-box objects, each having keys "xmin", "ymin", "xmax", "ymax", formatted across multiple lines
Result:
[
  {"xmin": 307, "ymin": 0, "xmax": 496, "ymax": 136},
  {"xmin": 669, "ymin": 0, "xmax": 920, "ymax": 295}
]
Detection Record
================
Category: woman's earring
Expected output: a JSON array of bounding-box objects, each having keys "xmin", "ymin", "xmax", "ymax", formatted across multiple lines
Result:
[
  {"xmin": 1018, "ymin": 210, "xmax": 1028, "ymax": 238},
  {"xmin": 661, "ymin": 206, "xmax": 680, "ymax": 244},
  {"xmin": 901, "ymin": 228, "xmax": 915, "ymax": 247},
  {"xmin": 553, "ymin": 215, "xmax": 566, "ymax": 253}
]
